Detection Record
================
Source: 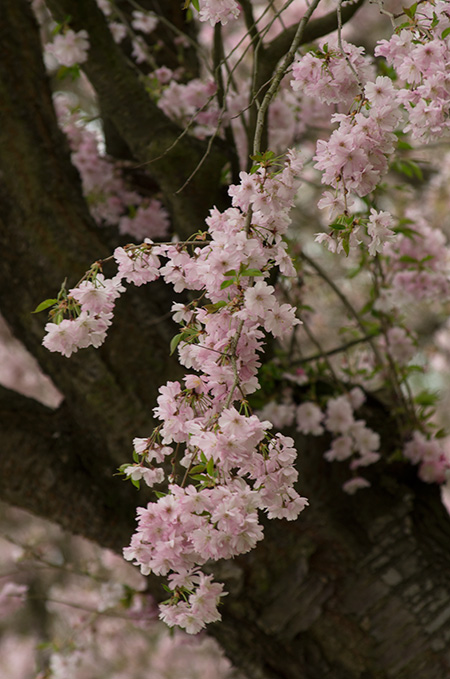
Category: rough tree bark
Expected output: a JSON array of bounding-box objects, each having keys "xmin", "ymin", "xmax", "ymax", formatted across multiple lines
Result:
[{"xmin": 1, "ymin": 2, "xmax": 450, "ymax": 678}]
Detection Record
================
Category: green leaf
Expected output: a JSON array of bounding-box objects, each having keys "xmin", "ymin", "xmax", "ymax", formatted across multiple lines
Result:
[
  {"xmin": 190, "ymin": 473, "xmax": 206, "ymax": 481},
  {"xmin": 32, "ymin": 298, "xmax": 58, "ymax": 314},
  {"xmin": 387, "ymin": 449, "xmax": 404, "ymax": 463},
  {"xmin": 224, "ymin": 269, "xmax": 237, "ymax": 277},
  {"xmin": 51, "ymin": 24, "xmax": 64, "ymax": 37},
  {"xmin": 132, "ymin": 449, "xmax": 140, "ymax": 463},
  {"xmin": 57, "ymin": 64, "xmax": 81, "ymax": 81},
  {"xmin": 403, "ymin": 3, "xmax": 417, "ymax": 19},
  {"xmin": 393, "ymin": 225, "xmax": 418, "ymax": 239},
  {"xmin": 220, "ymin": 279, "xmax": 234, "ymax": 290},
  {"xmin": 206, "ymin": 457, "xmax": 215, "ymax": 476},
  {"xmin": 204, "ymin": 300, "xmax": 227, "ymax": 313},
  {"xmin": 191, "ymin": 0, "xmax": 200, "ymax": 10},
  {"xmin": 160, "ymin": 597, "xmax": 173, "ymax": 606},
  {"xmin": 414, "ymin": 390, "xmax": 438, "ymax": 407},
  {"xmin": 347, "ymin": 263, "xmax": 364, "ymax": 279},
  {"xmin": 189, "ymin": 464, "xmax": 206, "ymax": 474},
  {"xmin": 131, "ymin": 478, "xmax": 140, "ymax": 490},
  {"xmin": 396, "ymin": 139, "xmax": 413, "ymax": 151},
  {"xmin": 241, "ymin": 268, "xmax": 263, "ymax": 277},
  {"xmin": 392, "ymin": 159, "xmax": 423, "ymax": 181},
  {"xmin": 359, "ymin": 300, "xmax": 375, "ymax": 315},
  {"xmin": 181, "ymin": 326, "xmax": 199, "ymax": 337},
  {"xmin": 398, "ymin": 254, "xmax": 419, "ymax": 264},
  {"xmin": 329, "ymin": 222, "xmax": 346, "ymax": 231},
  {"xmin": 170, "ymin": 333, "xmax": 184, "ymax": 355}
]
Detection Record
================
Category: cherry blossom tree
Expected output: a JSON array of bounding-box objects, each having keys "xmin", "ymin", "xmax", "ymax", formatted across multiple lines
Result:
[{"xmin": 2, "ymin": 0, "xmax": 450, "ymax": 677}]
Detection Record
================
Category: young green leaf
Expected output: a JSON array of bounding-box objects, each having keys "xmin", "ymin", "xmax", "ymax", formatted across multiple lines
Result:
[
  {"xmin": 204, "ymin": 300, "xmax": 228, "ymax": 313},
  {"xmin": 189, "ymin": 464, "xmax": 206, "ymax": 474},
  {"xmin": 32, "ymin": 298, "xmax": 58, "ymax": 314},
  {"xmin": 241, "ymin": 269, "xmax": 263, "ymax": 277},
  {"xmin": 170, "ymin": 333, "xmax": 184, "ymax": 355},
  {"xmin": 220, "ymin": 279, "xmax": 234, "ymax": 290}
]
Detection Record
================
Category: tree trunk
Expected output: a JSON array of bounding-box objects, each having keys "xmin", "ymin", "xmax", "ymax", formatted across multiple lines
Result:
[{"xmin": 211, "ymin": 437, "xmax": 450, "ymax": 679}]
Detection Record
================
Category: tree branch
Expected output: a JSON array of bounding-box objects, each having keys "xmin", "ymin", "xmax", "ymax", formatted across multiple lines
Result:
[
  {"xmin": 248, "ymin": 0, "xmax": 366, "ymax": 154},
  {"xmin": 0, "ymin": 386, "xmax": 134, "ymax": 553},
  {"xmin": 0, "ymin": 0, "xmax": 182, "ymax": 471},
  {"xmin": 264, "ymin": 0, "xmax": 366, "ymax": 71},
  {"xmin": 44, "ymin": 0, "xmax": 229, "ymax": 238}
]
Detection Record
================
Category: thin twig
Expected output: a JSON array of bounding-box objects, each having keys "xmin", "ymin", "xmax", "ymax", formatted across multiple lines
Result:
[
  {"xmin": 300, "ymin": 251, "xmax": 385, "ymax": 367},
  {"xmin": 253, "ymin": 0, "xmax": 322, "ymax": 156},
  {"xmin": 293, "ymin": 331, "xmax": 381, "ymax": 365},
  {"xmin": 298, "ymin": 314, "xmax": 341, "ymax": 385}
]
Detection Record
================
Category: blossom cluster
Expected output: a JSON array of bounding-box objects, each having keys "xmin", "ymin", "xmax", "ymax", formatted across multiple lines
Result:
[
  {"xmin": 0, "ymin": 581, "xmax": 28, "ymax": 618},
  {"xmin": 313, "ymin": 74, "xmax": 402, "ymax": 200},
  {"xmin": 54, "ymin": 97, "xmax": 170, "ymax": 239},
  {"xmin": 42, "ymin": 273, "xmax": 125, "ymax": 358},
  {"xmin": 381, "ymin": 212, "xmax": 450, "ymax": 306},
  {"xmin": 315, "ymin": 205, "xmax": 397, "ymax": 257},
  {"xmin": 404, "ymin": 430, "xmax": 450, "ymax": 484},
  {"xmin": 291, "ymin": 40, "xmax": 374, "ymax": 107},
  {"xmin": 42, "ymin": 152, "xmax": 308, "ymax": 632},
  {"xmin": 42, "ymin": 241, "xmax": 166, "ymax": 357},
  {"xmin": 376, "ymin": 1, "xmax": 450, "ymax": 143},
  {"xmin": 46, "ymin": 28, "xmax": 90, "ymax": 67},
  {"xmin": 196, "ymin": 0, "xmax": 240, "ymax": 26},
  {"xmin": 94, "ymin": 1, "xmax": 159, "ymax": 60},
  {"xmin": 292, "ymin": 39, "xmax": 401, "ymax": 204},
  {"xmin": 260, "ymin": 387, "xmax": 380, "ymax": 493},
  {"xmin": 157, "ymin": 78, "xmax": 220, "ymax": 140},
  {"xmin": 122, "ymin": 153, "xmax": 308, "ymax": 632},
  {"xmin": 293, "ymin": 6, "xmax": 450, "ymax": 259}
]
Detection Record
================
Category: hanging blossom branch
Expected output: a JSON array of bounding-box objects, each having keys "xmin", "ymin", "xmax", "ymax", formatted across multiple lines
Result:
[{"xmin": 39, "ymin": 149, "xmax": 308, "ymax": 634}]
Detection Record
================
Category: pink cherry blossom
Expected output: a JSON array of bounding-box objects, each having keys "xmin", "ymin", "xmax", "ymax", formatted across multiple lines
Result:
[{"xmin": 47, "ymin": 29, "xmax": 89, "ymax": 67}]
